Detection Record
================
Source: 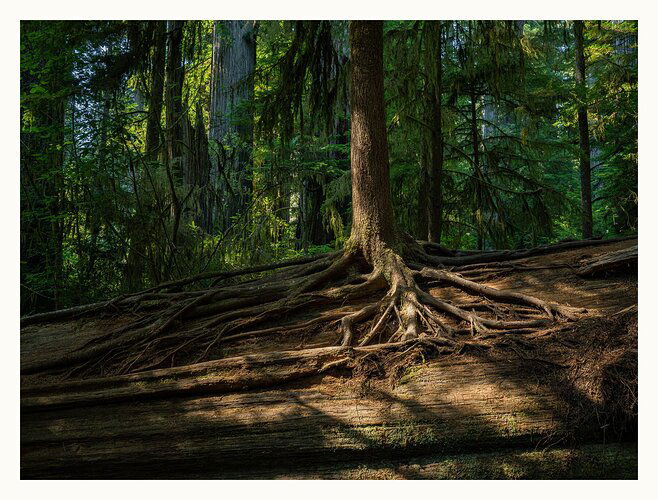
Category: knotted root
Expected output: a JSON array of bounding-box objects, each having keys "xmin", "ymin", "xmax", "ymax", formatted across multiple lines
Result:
[{"xmin": 337, "ymin": 244, "xmax": 584, "ymax": 348}]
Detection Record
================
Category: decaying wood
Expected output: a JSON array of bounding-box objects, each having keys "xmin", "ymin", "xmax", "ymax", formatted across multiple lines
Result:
[
  {"xmin": 577, "ymin": 245, "xmax": 637, "ymax": 278},
  {"xmin": 21, "ymin": 318, "xmax": 636, "ymax": 478},
  {"xmin": 22, "ymin": 341, "xmax": 418, "ymax": 411}
]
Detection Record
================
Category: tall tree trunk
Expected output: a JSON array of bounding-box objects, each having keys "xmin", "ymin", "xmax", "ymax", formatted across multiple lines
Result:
[
  {"xmin": 470, "ymin": 89, "xmax": 484, "ymax": 250},
  {"xmin": 417, "ymin": 135, "xmax": 429, "ymax": 239},
  {"xmin": 145, "ymin": 21, "xmax": 166, "ymax": 160},
  {"xmin": 346, "ymin": 21, "xmax": 397, "ymax": 260},
  {"xmin": 574, "ymin": 20, "xmax": 593, "ymax": 239},
  {"xmin": 209, "ymin": 21, "xmax": 256, "ymax": 232},
  {"xmin": 481, "ymin": 95, "xmax": 495, "ymax": 157},
  {"xmin": 165, "ymin": 21, "xmax": 185, "ymax": 171},
  {"xmin": 164, "ymin": 21, "xmax": 185, "ymax": 260},
  {"xmin": 424, "ymin": 21, "xmax": 444, "ymax": 244}
]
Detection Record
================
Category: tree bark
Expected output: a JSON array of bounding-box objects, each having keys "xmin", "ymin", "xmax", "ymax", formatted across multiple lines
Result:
[
  {"xmin": 145, "ymin": 21, "xmax": 166, "ymax": 160},
  {"xmin": 165, "ymin": 21, "xmax": 185, "ymax": 175},
  {"xmin": 423, "ymin": 21, "xmax": 444, "ymax": 244},
  {"xmin": 164, "ymin": 20, "xmax": 185, "ymax": 258},
  {"xmin": 209, "ymin": 21, "xmax": 256, "ymax": 232},
  {"xmin": 347, "ymin": 21, "xmax": 397, "ymax": 260},
  {"xmin": 574, "ymin": 20, "xmax": 593, "ymax": 239},
  {"xmin": 470, "ymin": 89, "xmax": 485, "ymax": 250}
]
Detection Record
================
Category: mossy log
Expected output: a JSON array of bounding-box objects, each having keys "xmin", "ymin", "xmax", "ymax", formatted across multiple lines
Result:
[{"xmin": 225, "ymin": 442, "xmax": 638, "ymax": 479}]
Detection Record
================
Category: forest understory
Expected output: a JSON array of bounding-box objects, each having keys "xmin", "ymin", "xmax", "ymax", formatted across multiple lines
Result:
[{"xmin": 21, "ymin": 236, "xmax": 637, "ymax": 479}]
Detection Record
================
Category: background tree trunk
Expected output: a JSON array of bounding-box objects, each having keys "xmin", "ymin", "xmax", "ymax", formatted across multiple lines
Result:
[
  {"xmin": 124, "ymin": 21, "xmax": 167, "ymax": 291},
  {"xmin": 145, "ymin": 21, "xmax": 166, "ymax": 160},
  {"xmin": 574, "ymin": 20, "xmax": 593, "ymax": 239},
  {"xmin": 165, "ymin": 21, "xmax": 185, "ymax": 175},
  {"xmin": 470, "ymin": 89, "xmax": 485, "ymax": 250},
  {"xmin": 417, "ymin": 135, "xmax": 429, "ymax": 239},
  {"xmin": 424, "ymin": 21, "xmax": 444, "ymax": 244},
  {"xmin": 209, "ymin": 21, "xmax": 256, "ymax": 232},
  {"xmin": 297, "ymin": 176, "xmax": 331, "ymax": 250},
  {"xmin": 164, "ymin": 20, "xmax": 185, "ymax": 264}
]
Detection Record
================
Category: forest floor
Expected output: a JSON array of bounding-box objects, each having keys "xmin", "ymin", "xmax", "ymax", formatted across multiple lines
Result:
[{"xmin": 20, "ymin": 237, "xmax": 637, "ymax": 479}]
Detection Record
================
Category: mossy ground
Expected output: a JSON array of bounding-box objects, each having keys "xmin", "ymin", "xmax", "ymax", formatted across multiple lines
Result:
[
  {"xmin": 263, "ymin": 442, "xmax": 636, "ymax": 479},
  {"xmin": 340, "ymin": 442, "xmax": 637, "ymax": 479}
]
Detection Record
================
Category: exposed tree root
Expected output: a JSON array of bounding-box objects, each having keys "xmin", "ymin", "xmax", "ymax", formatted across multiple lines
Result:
[
  {"xmin": 20, "ymin": 251, "xmax": 338, "ymax": 328},
  {"xmin": 414, "ymin": 267, "xmax": 583, "ymax": 320},
  {"xmin": 22, "ymin": 235, "xmax": 612, "ymax": 379}
]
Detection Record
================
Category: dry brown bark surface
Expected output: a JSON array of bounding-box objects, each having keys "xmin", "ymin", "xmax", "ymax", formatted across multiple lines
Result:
[{"xmin": 21, "ymin": 237, "xmax": 637, "ymax": 479}]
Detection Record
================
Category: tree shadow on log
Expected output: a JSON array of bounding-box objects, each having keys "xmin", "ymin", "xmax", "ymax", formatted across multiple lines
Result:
[{"xmin": 21, "ymin": 309, "xmax": 636, "ymax": 478}]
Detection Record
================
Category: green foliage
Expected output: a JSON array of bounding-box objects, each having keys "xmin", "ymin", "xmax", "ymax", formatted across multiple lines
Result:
[{"xmin": 20, "ymin": 20, "xmax": 638, "ymax": 315}]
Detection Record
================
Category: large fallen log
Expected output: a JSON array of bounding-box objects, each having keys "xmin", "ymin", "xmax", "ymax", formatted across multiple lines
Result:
[
  {"xmin": 20, "ymin": 239, "xmax": 638, "ymax": 479},
  {"xmin": 21, "ymin": 341, "xmax": 423, "ymax": 411},
  {"xmin": 21, "ymin": 311, "xmax": 637, "ymax": 479},
  {"xmin": 16, "ymin": 356, "xmax": 575, "ymax": 478}
]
